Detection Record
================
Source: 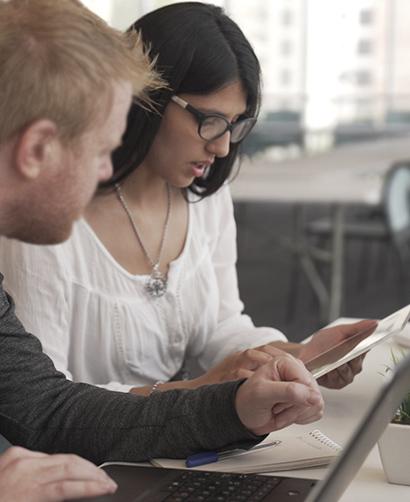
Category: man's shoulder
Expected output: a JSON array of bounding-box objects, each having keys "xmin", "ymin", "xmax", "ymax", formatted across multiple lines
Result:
[
  {"xmin": 0, "ymin": 274, "xmax": 10, "ymax": 315},
  {"xmin": 0, "ymin": 275, "xmax": 25, "ymax": 334}
]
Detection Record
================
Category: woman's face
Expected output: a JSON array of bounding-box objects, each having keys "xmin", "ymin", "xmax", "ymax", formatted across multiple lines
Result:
[{"xmin": 142, "ymin": 80, "xmax": 248, "ymax": 188}]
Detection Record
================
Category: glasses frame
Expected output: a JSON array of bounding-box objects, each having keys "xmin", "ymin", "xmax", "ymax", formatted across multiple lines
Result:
[{"xmin": 171, "ymin": 95, "xmax": 257, "ymax": 144}]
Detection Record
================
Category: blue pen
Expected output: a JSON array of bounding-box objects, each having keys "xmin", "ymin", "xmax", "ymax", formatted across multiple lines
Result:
[
  {"xmin": 185, "ymin": 451, "xmax": 219, "ymax": 468},
  {"xmin": 185, "ymin": 440, "xmax": 281, "ymax": 468}
]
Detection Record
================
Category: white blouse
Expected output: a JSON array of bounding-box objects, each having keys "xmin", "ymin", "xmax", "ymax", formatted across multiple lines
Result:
[{"xmin": 0, "ymin": 186, "xmax": 285, "ymax": 392}]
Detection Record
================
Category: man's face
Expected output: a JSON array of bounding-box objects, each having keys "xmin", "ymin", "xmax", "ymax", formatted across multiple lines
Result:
[{"xmin": 8, "ymin": 80, "xmax": 133, "ymax": 244}]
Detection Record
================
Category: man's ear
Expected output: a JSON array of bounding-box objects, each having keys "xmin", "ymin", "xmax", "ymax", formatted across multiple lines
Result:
[{"xmin": 15, "ymin": 119, "xmax": 61, "ymax": 180}]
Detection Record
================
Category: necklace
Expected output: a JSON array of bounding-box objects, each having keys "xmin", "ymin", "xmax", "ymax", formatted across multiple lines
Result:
[{"xmin": 115, "ymin": 182, "xmax": 171, "ymax": 298}]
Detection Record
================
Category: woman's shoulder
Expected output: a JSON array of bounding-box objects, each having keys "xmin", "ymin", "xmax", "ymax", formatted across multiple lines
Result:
[
  {"xmin": 190, "ymin": 183, "xmax": 233, "ymax": 219},
  {"xmin": 0, "ymin": 220, "xmax": 88, "ymax": 276},
  {"xmin": 186, "ymin": 184, "xmax": 235, "ymax": 252}
]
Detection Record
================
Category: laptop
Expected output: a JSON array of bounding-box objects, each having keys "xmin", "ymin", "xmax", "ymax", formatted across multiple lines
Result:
[{"xmin": 75, "ymin": 353, "xmax": 410, "ymax": 502}]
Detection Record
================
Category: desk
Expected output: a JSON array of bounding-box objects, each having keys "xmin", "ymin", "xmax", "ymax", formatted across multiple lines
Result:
[
  {"xmin": 232, "ymin": 135, "xmax": 410, "ymax": 322},
  {"xmin": 267, "ymin": 321, "xmax": 410, "ymax": 501}
]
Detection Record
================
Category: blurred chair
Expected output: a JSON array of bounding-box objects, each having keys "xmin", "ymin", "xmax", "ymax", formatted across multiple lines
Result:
[
  {"xmin": 305, "ymin": 160, "xmax": 410, "ymax": 306},
  {"xmin": 0, "ymin": 433, "xmax": 11, "ymax": 453},
  {"xmin": 241, "ymin": 110, "xmax": 304, "ymax": 157}
]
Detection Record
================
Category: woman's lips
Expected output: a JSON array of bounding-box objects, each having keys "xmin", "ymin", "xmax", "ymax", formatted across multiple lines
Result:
[
  {"xmin": 192, "ymin": 164, "xmax": 205, "ymax": 177},
  {"xmin": 191, "ymin": 161, "xmax": 212, "ymax": 178}
]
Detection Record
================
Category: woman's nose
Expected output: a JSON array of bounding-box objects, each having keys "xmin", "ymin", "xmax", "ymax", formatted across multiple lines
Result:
[{"xmin": 206, "ymin": 131, "xmax": 231, "ymax": 158}]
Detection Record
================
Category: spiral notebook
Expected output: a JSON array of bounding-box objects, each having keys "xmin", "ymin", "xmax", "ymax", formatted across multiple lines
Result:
[{"xmin": 151, "ymin": 429, "xmax": 341, "ymax": 474}]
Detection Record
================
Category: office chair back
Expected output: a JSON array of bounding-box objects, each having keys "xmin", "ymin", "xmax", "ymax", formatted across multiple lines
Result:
[
  {"xmin": 0, "ymin": 433, "xmax": 11, "ymax": 453},
  {"xmin": 383, "ymin": 161, "xmax": 410, "ymax": 261}
]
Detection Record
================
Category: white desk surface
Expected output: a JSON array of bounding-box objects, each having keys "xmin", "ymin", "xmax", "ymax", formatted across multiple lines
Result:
[
  {"xmin": 266, "ymin": 320, "xmax": 410, "ymax": 501},
  {"xmin": 231, "ymin": 135, "xmax": 410, "ymax": 205}
]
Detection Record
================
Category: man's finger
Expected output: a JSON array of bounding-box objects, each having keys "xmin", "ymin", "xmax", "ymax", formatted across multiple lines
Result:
[
  {"xmin": 294, "ymin": 401, "xmax": 325, "ymax": 424},
  {"xmin": 272, "ymin": 402, "xmax": 292, "ymax": 415},
  {"xmin": 274, "ymin": 401, "xmax": 322, "ymax": 429},
  {"xmin": 35, "ymin": 455, "xmax": 113, "ymax": 485},
  {"xmin": 264, "ymin": 380, "xmax": 321, "ymax": 407},
  {"xmin": 0, "ymin": 447, "xmax": 48, "ymax": 468},
  {"xmin": 295, "ymin": 408, "xmax": 324, "ymax": 425},
  {"xmin": 275, "ymin": 356, "xmax": 318, "ymax": 387},
  {"xmin": 42, "ymin": 479, "xmax": 117, "ymax": 501}
]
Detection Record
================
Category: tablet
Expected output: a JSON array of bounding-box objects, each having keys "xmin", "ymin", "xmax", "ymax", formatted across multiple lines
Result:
[{"xmin": 305, "ymin": 304, "xmax": 410, "ymax": 379}]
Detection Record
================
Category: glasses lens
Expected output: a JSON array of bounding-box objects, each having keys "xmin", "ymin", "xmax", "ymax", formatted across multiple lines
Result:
[
  {"xmin": 199, "ymin": 116, "xmax": 229, "ymax": 141},
  {"xmin": 230, "ymin": 118, "xmax": 257, "ymax": 143}
]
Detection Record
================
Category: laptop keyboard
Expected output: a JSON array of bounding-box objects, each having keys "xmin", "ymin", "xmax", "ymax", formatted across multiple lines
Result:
[{"xmin": 160, "ymin": 470, "xmax": 281, "ymax": 501}]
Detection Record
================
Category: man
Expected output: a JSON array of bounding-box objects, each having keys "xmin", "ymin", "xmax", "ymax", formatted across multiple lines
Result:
[{"xmin": 0, "ymin": 1, "xmax": 325, "ymax": 500}]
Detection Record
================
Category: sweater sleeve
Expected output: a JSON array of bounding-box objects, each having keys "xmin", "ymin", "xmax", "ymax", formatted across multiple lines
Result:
[
  {"xmin": 0, "ymin": 277, "xmax": 261, "ymax": 464},
  {"xmin": 196, "ymin": 186, "xmax": 286, "ymax": 370}
]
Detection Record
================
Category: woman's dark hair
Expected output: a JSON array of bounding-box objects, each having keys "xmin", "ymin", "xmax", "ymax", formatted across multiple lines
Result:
[{"xmin": 104, "ymin": 1, "xmax": 261, "ymax": 198}]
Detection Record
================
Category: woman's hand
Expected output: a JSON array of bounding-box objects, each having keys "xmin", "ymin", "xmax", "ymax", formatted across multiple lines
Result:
[
  {"xmin": 316, "ymin": 354, "xmax": 367, "ymax": 389},
  {"xmin": 195, "ymin": 345, "xmax": 286, "ymax": 386},
  {"xmin": 129, "ymin": 345, "xmax": 285, "ymax": 395},
  {"xmin": 298, "ymin": 319, "xmax": 377, "ymax": 389}
]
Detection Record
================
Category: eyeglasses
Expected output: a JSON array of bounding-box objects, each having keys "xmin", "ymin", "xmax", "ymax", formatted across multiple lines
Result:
[{"xmin": 171, "ymin": 95, "xmax": 257, "ymax": 144}]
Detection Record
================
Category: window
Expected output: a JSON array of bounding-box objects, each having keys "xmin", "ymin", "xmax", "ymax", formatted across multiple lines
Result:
[
  {"xmin": 356, "ymin": 70, "xmax": 373, "ymax": 86},
  {"xmin": 280, "ymin": 39, "xmax": 293, "ymax": 57},
  {"xmin": 280, "ymin": 69, "xmax": 292, "ymax": 85},
  {"xmin": 281, "ymin": 9, "xmax": 293, "ymax": 26},
  {"xmin": 357, "ymin": 39, "xmax": 373, "ymax": 55},
  {"xmin": 359, "ymin": 9, "xmax": 374, "ymax": 25}
]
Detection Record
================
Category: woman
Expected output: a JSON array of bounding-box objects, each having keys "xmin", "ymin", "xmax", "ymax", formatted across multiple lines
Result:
[{"xmin": 0, "ymin": 2, "xmax": 374, "ymax": 395}]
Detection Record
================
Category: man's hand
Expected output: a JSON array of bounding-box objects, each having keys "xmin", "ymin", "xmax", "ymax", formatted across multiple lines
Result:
[
  {"xmin": 0, "ymin": 446, "xmax": 117, "ymax": 502},
  {"xmin": 298, "ymin": 319, "xmax": 377, "ymax": 389},
  {"xmin": 235, "ymin": 353, "xmax": 324, "ymax": 436}
]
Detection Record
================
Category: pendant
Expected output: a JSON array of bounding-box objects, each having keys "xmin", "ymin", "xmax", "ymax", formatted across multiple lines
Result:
[{"xmin": 145, "ymin": 264, "xmax": 167, "ymax": 298}]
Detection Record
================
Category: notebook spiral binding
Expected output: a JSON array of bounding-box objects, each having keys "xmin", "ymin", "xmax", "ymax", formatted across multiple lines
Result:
[{"xmin": 309, "ymin": 429, "xmax": 342, "ymax": 451}]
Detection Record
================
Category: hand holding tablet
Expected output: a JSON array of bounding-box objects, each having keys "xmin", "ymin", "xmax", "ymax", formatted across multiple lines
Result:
[{"xmin": 302, "ymin": 305, "xmax": 410, "ymax": 379}]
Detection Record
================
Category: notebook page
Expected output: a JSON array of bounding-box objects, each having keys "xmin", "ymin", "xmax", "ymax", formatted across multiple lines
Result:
[{"xmin": 151, "ymin": 429, "xmax": 341, "ymax": 474}]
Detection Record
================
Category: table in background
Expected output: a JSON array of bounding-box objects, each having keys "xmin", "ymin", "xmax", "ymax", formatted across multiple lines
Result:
[{"xmin": 232, "ymin": 135, "xmax": 410, "ymax": 323}]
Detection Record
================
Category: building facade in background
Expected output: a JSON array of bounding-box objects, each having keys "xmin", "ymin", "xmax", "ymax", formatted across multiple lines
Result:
[{"xmin": 84, "ymin": 0, "xmax": 410, "ymax": 149}]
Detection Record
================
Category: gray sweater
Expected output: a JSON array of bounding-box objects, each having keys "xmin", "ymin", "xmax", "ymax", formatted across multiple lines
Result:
[{"xmin": 0, "ymin": 275, "xmax": 260, "ymax": 464}]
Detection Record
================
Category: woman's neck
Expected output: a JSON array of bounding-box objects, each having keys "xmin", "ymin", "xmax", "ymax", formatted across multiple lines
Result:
[{"xmin": 115, "ymin": 164, "xmax": 169, "ymax": 210}]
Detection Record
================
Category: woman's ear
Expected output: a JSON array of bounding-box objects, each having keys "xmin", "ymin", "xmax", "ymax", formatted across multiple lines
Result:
[{"xmin": 15, "ymin": 119, "xmax": 61, "ymax": 180}]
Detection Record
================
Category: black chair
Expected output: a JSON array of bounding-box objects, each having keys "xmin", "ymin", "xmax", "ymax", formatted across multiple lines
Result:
[
  {"xmin": 304, "ymin": 160, "xmax": 410, "ymax": 308},
  {"xmin": 0, "ymin": 433, "xmax": 11, "ymax": 454}
]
